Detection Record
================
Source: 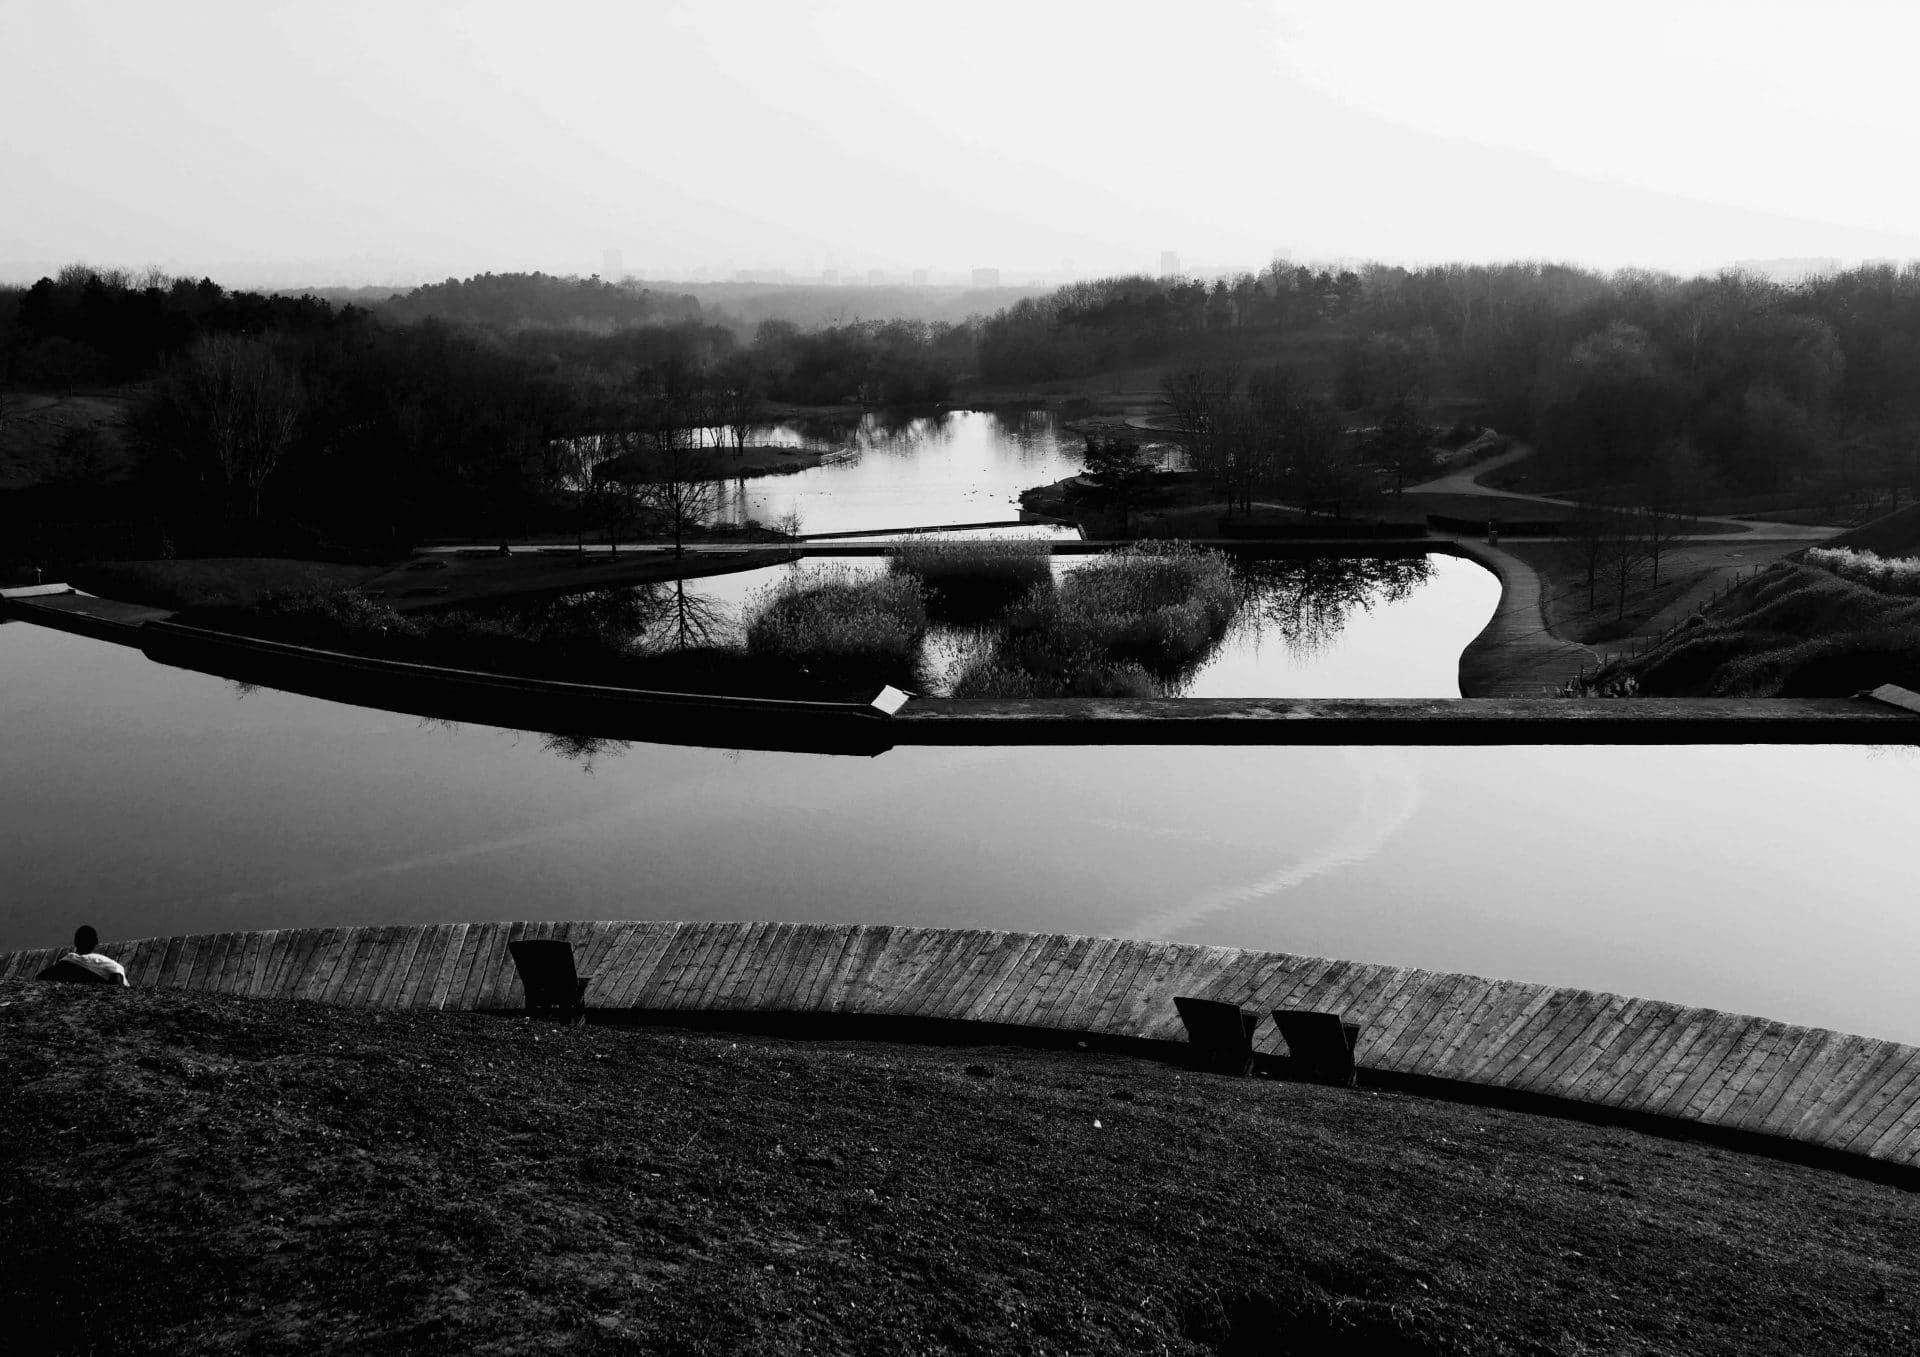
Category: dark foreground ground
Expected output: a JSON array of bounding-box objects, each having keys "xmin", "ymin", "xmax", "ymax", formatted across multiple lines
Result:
[{"xmin": 5, "ymin": 984, "xmax": 1918, "ymax": 1355}]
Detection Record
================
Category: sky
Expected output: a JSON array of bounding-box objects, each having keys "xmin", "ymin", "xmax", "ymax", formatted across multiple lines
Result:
[{"xmin": 3, "ymin": 0, "xmax": 1916, "ymax": 287}]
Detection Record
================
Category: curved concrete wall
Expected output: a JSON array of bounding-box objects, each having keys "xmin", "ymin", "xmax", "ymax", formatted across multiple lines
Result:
[{"xmin": 7, "ymin": 919, "xmax": 1920, "ymax": 1172}]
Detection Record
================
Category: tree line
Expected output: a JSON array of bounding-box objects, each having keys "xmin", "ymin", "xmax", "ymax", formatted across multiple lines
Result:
[{"xmin": 5, "ymin": 258, "xmax": 1919, "ymax": 569}]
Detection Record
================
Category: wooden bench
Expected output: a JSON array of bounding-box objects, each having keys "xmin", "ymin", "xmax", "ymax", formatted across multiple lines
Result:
[
  {"xmin": 1272, "ymin": 1009, "xmax": 1360, "ymax": 1087},
  {"xmin": 1173, "ymin": 996, "xmax": 1260, "ymax": 1076},
  {"xmin": 507, "ymin": 940, "xmax": 591, "ymax": 1023}
]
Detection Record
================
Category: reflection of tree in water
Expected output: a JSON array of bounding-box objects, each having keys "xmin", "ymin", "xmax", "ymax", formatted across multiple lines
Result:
[
  {"xmin": 1237, "ymin": 556, "xmax": 1434, "ymax": 659},
  {"xmin": 784, "ymin": 408, "xmax": 953, "ymax": 455},
  {"xmin": 634, "ymin": 578, "xmax": 730, "ymax": 652},
  {"xmin": 986, "ymin": 407, "xmax": 1056, "ymax": 450},
  {"xmin": 540, "ymin": 730, "xmax": 628, "ymax": 772},
  {"xmin": 500, "ymin": 584, "xmax": 730, "ymax": 654}
]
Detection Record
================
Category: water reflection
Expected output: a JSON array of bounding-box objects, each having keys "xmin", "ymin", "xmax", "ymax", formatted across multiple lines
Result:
[
  {"xmin": 588, "ymin": 550, "xmax": 1492, "ymax": 700},
  {"xmin": 707, "ymin": 409, "xmax": 1093, "ymax": 534},
  {"xmin": 539, "ymin": 731, "xmax": 630, "ymax": 772},
  {"xmin": 494, "ymin": 583, "xmax": 731, "ymax": 655},
  {"xmin": 1239, "ymin": 556, "xmax": 1435, "ymax": 660}
]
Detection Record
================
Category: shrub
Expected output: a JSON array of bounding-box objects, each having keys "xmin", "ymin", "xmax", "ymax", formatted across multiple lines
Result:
[
  {"xmin": 950, "ymin": 655, "xmax": 1160, "ymax": 699},
  {"xmin": 201, "ymin": 588, "xmax": 422, "ymax": 647},
  {"xmin": 745, "ymin": 564, "xmax": 927, "ymax": 681},
  {"xmin": 1599, "ymin": 560, "xmax": 1920, "ymax": 696},
  {"xmin": 887, "ymin": 535, "xmax": 1053, "ymax": 622},
  {"xmin": 1039, "ymin": 541, "xmax": 1238, "ymax": 671},
  {"xmin": 1805, "ymin": 546, "xmax": 1920, "ymax": 596}
]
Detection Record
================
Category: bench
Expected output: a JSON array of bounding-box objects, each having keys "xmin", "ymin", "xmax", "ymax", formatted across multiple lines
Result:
[
  {"xmin": 507, "ymin": 939, "xmax": 591, "ymax": 1023},
  {"xmin": 1173, "ymin": 996, "xmax": 1260, "ymax": 1076},
  {"xmin": 1272, "ymin": 1009, "xmax": 1360, "ymax": 1087}
]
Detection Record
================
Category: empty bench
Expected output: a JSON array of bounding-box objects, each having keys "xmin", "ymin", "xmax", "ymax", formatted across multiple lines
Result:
[{"xmin": 507, "ymin": 939, "xmax": 592, "ymax": 1023}]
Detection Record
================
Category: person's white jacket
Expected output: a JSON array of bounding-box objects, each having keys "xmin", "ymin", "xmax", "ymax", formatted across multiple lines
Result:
[{"xmin": 59, "ymin": 951, "xmax": 128, "ymax": 985}]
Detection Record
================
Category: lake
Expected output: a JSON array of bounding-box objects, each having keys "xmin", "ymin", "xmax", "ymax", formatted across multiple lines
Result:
[
  {"xmin": 6, "ymin": 621, "xmax": 1920, "ymax": 1043},
  {"xmin": 7, "ymin": 407, "xmax": 1920, "ymax": 1045},
  {"xmin": 704, "ymin": 409, "xmax": 1111, "ymax": 534}
]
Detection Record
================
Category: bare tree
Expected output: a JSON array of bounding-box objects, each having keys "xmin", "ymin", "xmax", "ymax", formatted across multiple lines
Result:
[
  {"xmin": 1608, "ymin": 507, "xmax": 1651, "ymax": 621},
  {"xmin": 613, "ymin": 370, "xmax": 717, "ymax": 557},
  {"xmin": 1566, "ymin": 496, "xmax": 1614, "ymax": 611},
  {"xmin": 709, "ymin": 358, "xmax": 763, "ymax": 456},
  {"xmin": 1159, "ymin": 364, "xmax": 1239, "ymax": 481},
  {"xmin": 629, "ymin": 438, "xmax": 718, "ymax": 557},
  {"xmin": 143, "ymin": 334, "xmax": 304, "ymax": 521},
  {"xmin": 1636, "ymin": 442, "xmax": 1704, "ymax": 586},
  {"xmin": 1372, "ymin": 394, "xmax": 1435, "ymax": 497}
]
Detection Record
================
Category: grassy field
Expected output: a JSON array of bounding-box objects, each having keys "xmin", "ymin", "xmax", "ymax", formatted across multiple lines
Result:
[
  {"xmin": 6, "ymin": 982, "xmax": 1919, "ymax": 1355},
  {"xmin": 1505, "ymin": 538, "xmax": 1801, "ymax": 649},
  {"xmin": 0, "ymin": 390, "xmax": 137, "ymax": 489},
  {"xmin": 69, "ymin": 557, "xmax": 390, "ymax": 610}
]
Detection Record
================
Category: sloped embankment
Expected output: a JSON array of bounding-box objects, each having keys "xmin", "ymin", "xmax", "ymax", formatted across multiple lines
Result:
[
  {"xmin": 1591, "ymin": 560, "xmax": 1920, "ymax": 696},
  {"xmin": 7, "ymin": 982, "xmax": 1920, "ymax": 1354},
  {"xmin": 1823, "ymin": 500, "xmax": 1920, "ymax": 559}
]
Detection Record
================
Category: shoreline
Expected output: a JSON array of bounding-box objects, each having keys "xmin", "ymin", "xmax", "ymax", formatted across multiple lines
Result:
[{"xmin": 7, "ymin": 576, "xmax": 1918, "ymax": 749}]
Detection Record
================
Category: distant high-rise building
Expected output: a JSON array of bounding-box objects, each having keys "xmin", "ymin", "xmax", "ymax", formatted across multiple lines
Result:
[
  {"xmin": 1159, "ymin": 251, "xmax": 1180, "ymax": 278},
  {"xmin": 971, "ymin": 267, "xmax": 1000, "ymax": 287},
  {"xmin": 820, "ymin": 269, "xmax": 840, "ymax": 286},
  {"xmin": 911, "ymin": 268, "xmax": 930, "ymax": 287},
  {"xmin": 1272, "ymin": 247, "xmax": 1293, "ymax": 268},
  {"xmin": 867, "ymin": 268, "xmax": 885, "ymax": 286},
  {"xmin": 602, "ymin": 247, "xmax": 623, "ymax": 278}
]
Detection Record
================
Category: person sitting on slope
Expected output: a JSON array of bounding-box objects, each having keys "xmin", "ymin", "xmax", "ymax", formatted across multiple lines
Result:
[{"xmin": 35, "ymin": 925, "xmax": 129, "ymax": 986}]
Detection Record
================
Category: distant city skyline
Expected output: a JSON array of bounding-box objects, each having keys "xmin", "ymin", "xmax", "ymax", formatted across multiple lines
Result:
[{"xmin": 4, "ymin": 0, "xmax": 1917, "ymax": 291}]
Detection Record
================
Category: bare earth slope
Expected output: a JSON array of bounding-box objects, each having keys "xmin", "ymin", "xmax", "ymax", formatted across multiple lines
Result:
[{"xmin": 5, "ymin": 984, "xmax": 1918, "ymax": 1355}]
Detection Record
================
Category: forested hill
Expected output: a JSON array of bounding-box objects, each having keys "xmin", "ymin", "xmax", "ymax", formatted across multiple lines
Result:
[
  {"xmin": 295, "ymin": 277, "xmax": 1055, "ymax": 334},
  {"xmin": 373, "ymin": 272, "xmax": 704, "ymax": 331},
  {"xmin": 661, "ymin": 281, "xmax": 1054, "ymax": 331}
]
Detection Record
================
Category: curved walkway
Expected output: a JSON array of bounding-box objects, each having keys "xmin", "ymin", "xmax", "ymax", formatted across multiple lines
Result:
[
  {"xmin": 1446, "ymin": 537, "xmax": 1596, "ymax": 696},
  {"xmin": 1408, "ymin": 444, "xmax": 1838, "ymax": 543},
  {"xmin": 7, "ymin": 920, "xmax": 1920, "ymax": 1173}
]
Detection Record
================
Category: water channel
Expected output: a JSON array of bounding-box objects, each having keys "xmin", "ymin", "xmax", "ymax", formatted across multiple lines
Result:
[{"xmin": 7, "ymin": 409, "xmax": 1920, "ymax": 1043}]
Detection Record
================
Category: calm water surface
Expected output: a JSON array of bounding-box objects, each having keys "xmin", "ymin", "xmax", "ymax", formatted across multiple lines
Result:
[
  {"xmin": 7, "ymin": 624, "xmax": 1920, "ymax": 1044},
  {"xmin": 707, "ymin": 410, "xmax": 1100, "ymax": 534},
  {"xmin": 619, "ymin": 552, "xmax": 1498, "ymax": 698}
]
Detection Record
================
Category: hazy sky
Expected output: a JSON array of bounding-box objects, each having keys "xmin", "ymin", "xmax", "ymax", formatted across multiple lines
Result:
[{"xmin": 4, "ymin": 0, "xmax": 1916, "ymax": 285}]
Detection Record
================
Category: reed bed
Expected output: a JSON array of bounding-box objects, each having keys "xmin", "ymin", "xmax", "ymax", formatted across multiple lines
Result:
[
  {"xmin": 745, "ymin": 563, "xmax": 928, "ymax": 678},
  {"xmin": 953, "ymin": 542, "xmax": 1238, "ymax": 697},
  {"xmin": 887, "ymin": 535, "xmax": 1054, "ymax": 622}
]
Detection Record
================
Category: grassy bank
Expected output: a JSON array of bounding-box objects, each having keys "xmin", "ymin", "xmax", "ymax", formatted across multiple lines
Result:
[
  {"xmin": 176, "ymin": 577, "xmax": 899, "ymax": 702},
  {"xmin": 68, "ymin": 557, "xmax": 390, "ymax": 610},
  {"xmin": 598, "ymin": 442, "xmax": 831, "ymax": 483},
  {"xmin": 6, "ymin": 982, "xmax": 1919, "ymax": 1354},
  {"xmin": 1585, "ymin": 560, "xmax": 1920, "ymax": 696}
]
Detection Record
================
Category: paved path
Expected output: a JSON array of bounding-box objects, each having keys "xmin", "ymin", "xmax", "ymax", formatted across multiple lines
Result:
[
  {"xmin": 1444, "ymin": 538, "xmax": 1596, "ymax": 696},
  {"xmin": 1408, "ymin": 445, "xmax": 1838, "ymax": 543},
  {"xmin": 8, "ymin": 920, "xmax": 1920, "ymax": 1174}
]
